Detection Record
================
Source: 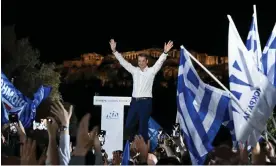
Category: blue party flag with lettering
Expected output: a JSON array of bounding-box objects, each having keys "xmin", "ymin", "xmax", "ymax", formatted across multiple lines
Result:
[
  {"xmin": 148, "ymin": 117, "xmax": 161, "ymax": 152},
  {"xmin": 1, "ymin": 71, "xmax": 51, "ymax": 128}
]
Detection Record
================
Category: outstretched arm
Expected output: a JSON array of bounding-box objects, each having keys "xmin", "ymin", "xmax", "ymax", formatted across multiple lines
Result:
[
  {"xmin": 152, "ymin": 41, "xmax": 174, "ymax": 74},
  {"xmin": 109, "ymin": 39, "xmax": 136, "ymax": 74}
]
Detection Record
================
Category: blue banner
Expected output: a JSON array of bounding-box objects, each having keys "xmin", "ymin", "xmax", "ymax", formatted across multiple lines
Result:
[
  {"xmin": 1, "ymin": 71, "xmax": 51, "ymax": 128},
  {"xmin": 148, "ymin": 117, "xmax": 161, "ymax": 152}
]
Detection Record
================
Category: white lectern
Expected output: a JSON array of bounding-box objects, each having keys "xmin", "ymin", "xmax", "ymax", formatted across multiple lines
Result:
[{"xmin": 93, "ymin": 96, "xmax": 131, "ymax": 159}]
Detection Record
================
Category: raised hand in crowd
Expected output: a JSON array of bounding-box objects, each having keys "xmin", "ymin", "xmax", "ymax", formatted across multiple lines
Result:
[
  {"xmin": 172, "ymin": 135, "xmax": 188, "ymax": 160},
  {"xmin": 266, "ymin": 141, "xmax": 275, "ymax": 159},
  {"xmin": 86, "ymin": 125, "xmax": 101, "ymax": 152},
  {"xmin": 73, "ymin": 113, "xmax": 91, "ymax": 156},
  {"xmin": 109, "ymin": 39, "xmax": 117, "ymax": 53},
  {"xmin": 88, "ymin": 126, "xmax": 104, "ymax": 165},
  {"xmin": 130, "ymin": 141, "xmax": 138, "ymax": 159},
  {"xmin": 46, "ymin": 117, "xmax": 59, "ymax": 138},
  {"xmin": 102, "ymin": 151, "xmax": 109, "ymax": 165},
  {"xmin": 164, "ymin": 40, "xmax": 174, "ymax": 53},
  {"xmin": 69, "ymin": 114, "xmax": 103, "ymax": 165},
  {"xmin": 134, "ymin": 135, "xmax": 148, "ymax": 164},
  {"xmin": 46, "ymin": 117, "xmax": 59, "ymax": 165},
  {"xmin": 252, "ymin": 142, "xmax": 266, "ymax": 165},
  {"xmin": 238, "ymin": 141, "xmax": 249, "ymax": 164},
  {"xmin": 265, "ymin": 141, "xmax": 276, "ymax": 164},
  {"xmin": 50, "ymin": 101, "xmax": 72, "ymax": 165},
  {"xmin": 14, "ymin": 120, "xmax": 26, "ymax": 143},
  {"xmin": 112, "ymin": 151, "xmax": 122, "ymax": 165},
  {"xmin": 20, "ymin": 138, "xmax": 47, "ymax": 165},
  {"xmin": 92, "ymin": 127, "xmax": 101, "ymax": 151},
  {"xmin": 50, "ymin": 101, "xmax": 73, "ymax": 128},
  {"xmin": 2, "ymin": 132, "xmax": 6, "ymax": 144}
]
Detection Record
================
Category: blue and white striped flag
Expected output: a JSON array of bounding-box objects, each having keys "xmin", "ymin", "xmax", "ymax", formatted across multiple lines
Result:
[
  {"xmin": 228, "ymin": 15, "xmax": 276, "ymax": 147},
  {"xmin": 246, "ymin": 5, "xmax": 262, "ymax": 71},
  {"xmin": 261, "ymin": 24, "xmax": 276, "ymax": 87},
  {"xmin": 222, "ymin": 105, "xmax": 237, "ymax": 147},
  {"xmin": 176, "ymin": 46, "xmax": 231, "ymax": 165}
]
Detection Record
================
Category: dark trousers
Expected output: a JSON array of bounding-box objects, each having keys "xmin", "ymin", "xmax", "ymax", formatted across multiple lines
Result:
[{"xmin": 124, "ymin": 97, "xmax": 152, "ymax": 142}]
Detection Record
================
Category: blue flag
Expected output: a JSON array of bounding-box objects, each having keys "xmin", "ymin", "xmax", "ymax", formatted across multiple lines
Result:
[
  {"xmin": 122, "ymin": 140, "xmax": 130, "ymax": 165},
  {"xmin": 1, "ymin": 71, "xmax": 51, "ymax": 128},
  {"xmin": 148, "ymin": 117, "xmax": 161, "ymax": 152}
]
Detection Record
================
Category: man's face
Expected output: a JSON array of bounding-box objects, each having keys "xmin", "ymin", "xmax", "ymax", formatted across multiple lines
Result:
[{"xmin": 138, "ymin": 56, "xmax": 148, "ymax": 70}]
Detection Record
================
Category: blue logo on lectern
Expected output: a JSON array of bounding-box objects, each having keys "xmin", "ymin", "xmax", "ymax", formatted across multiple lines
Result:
[{"xmin": 106, "ymin": 111, "xmax": 119, "ymax": 119}]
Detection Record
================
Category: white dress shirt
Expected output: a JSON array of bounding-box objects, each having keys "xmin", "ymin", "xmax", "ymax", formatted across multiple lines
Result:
[{"xmin": 113, "ymin": 51, "xmax": 168, "ymax": 98}]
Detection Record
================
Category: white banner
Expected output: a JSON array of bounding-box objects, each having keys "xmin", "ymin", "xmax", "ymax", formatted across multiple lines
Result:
[{"xmin": 94, "ymin": 96, "xmax": 131, "ymax": 159}]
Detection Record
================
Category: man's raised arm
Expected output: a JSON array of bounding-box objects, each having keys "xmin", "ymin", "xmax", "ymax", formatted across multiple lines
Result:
[
  {"xmin": 109, "ymin": 39, "xmax": 136, "ymax": 74},
  {"xmin": 152, "ymin": 41, "xmax": 174, "ymax": 74}
]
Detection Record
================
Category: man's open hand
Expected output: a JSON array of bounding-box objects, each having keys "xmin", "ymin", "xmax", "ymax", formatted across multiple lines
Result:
[
  {"xmin": 109, "ymin": 39, "xmax": 117, "ymax": 52},
  {"xmin": 164, "ymin": 41, "xmax": 174, "ymax": 53}
]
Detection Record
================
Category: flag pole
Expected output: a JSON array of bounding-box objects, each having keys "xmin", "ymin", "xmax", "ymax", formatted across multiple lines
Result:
[
  {"xmin": 265, "ymin": 126, "xmax": 269, "ymax": 142},
  {"xmin": 180, "ymin": 45, "xmax": 244, "ymax": 112},
  {"xmin": 183, "ymin": 15, "xmax": 267, "ymax": 117}
]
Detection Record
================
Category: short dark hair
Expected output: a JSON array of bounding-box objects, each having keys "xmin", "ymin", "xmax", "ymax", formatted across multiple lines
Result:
[{"xmin": 138, "ymin": 53, "xmax": 148, "ymax": 60}]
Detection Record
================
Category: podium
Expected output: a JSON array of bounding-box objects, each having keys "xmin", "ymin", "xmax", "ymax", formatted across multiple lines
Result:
[{"xmin": 93, "ymin": 96, "xmax": 131, "ymax": 158}]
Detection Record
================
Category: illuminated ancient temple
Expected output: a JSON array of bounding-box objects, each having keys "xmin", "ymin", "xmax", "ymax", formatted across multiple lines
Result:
[{"xmin": 61, "ymin": 48, "xmax": 228, "ymax": 87}]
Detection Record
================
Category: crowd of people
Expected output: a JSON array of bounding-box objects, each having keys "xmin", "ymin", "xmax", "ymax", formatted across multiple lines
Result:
[{"xmin": 1, "ymin": 100, "xmax": 276, "ymax": 165}]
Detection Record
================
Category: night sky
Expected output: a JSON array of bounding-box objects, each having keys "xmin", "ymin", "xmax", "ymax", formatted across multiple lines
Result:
[
  {"xmin": 2, "ymin": 1, "xmax": 276, "ymax": 135},
  {"xmin": 2, "ymin": 1, "xmax": 276, "ymax": 64}
]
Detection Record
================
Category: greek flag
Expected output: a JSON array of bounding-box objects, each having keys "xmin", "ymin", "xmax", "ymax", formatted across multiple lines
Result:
[
  {"xmin": 261, "ymin": 24, "xmax": 276, "ymax": 87},
  {"xmin": 246, "ymin": 5, "xmax": 262, "ymax": 71},
  {"xmin": 228, "ymin": 15, "xmax": 276, "ymax": 146},
  {"xmin": 176, "ymin": 46, "xmax": 231, "ymax": 165},
  {"xmin": 222, "ymin": 105, "xmax": 237, "ymax": 147}
]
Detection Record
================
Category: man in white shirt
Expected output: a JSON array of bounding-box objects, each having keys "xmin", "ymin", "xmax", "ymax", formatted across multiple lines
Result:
[{"xmin": 109, "ymin": 39, "xmax": 173, "ymax": 143}]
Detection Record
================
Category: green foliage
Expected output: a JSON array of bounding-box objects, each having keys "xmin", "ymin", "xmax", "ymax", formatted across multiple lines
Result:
[
  {"xmin": 35, "ymin": 63, "xmax": 61, "ymax": 101},
  {"xmin": 267, "ymin": 110, "xmax": 276, "ymax": 138},
  {"xmin": 1, "ymin": 25, "xmax": 61, "ymax": 101}
]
